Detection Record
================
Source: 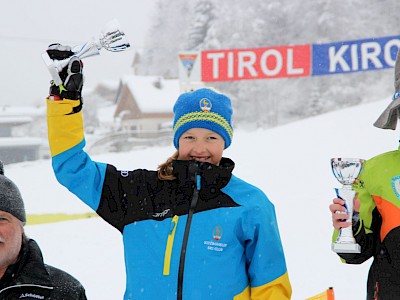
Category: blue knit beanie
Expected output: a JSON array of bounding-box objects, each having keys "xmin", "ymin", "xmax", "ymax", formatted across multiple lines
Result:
[{"xmin": 173, "ymin": 88, "xmax": 233, "ymax": 149}]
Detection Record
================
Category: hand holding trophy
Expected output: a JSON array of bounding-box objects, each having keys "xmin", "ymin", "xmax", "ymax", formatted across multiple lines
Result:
[
  {"xmin": 42, "ymin": 18, "xmax": 130, "ymax": 86},
  {"xmin": 331, "ymin": 158, "xmax": 364, "ymax": 253}
]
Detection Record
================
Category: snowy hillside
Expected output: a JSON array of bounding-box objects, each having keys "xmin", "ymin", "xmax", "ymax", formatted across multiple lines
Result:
[{"xmin": 5, "ymin": 97, "xmax": 399, "ymax": 299}]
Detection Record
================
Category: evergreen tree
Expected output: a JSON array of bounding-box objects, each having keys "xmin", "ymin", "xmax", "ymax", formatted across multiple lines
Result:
[
  {"xmin": 185, "ymin": 1, "xmax": 214, "ymax": 50},
  {"xmin": 136, "ymin": 0, "xmax": 192, "ymax": 78}
]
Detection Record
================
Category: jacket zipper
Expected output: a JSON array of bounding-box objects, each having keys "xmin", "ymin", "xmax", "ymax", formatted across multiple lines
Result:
[
  {"xmin": 163, "ymin": 215, "xmax": 179, "ymax": 275},
  {"xmin": 177, "ymin": 173, "xmax": 200, "ymax": 300}
]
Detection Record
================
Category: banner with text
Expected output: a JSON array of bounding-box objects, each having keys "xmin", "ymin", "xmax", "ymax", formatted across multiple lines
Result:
[
  {"xmin": 201, "ymin": 45, "xmax": 311, "ymax": 81},
  {"xmin": 312, "ymin": 35, "xmax": 400, "ymax": 76},
  {"xmin": 194, "ymin": 35, "xmax": 400, "ymax": 82}
]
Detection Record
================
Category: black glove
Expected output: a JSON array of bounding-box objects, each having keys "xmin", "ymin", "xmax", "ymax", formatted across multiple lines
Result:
[{"xmin": 47, "ymin": 43, "xmax": 84, "ymax": 102}]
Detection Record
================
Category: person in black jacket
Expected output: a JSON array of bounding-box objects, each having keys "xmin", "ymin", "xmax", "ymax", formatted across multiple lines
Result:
[{"xmin": 0, "ymin": 161, "xmax": 87, "ymax": 300}]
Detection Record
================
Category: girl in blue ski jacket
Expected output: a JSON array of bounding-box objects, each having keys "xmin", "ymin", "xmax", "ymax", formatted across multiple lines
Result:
[{"xmin": 45, "ymin": 44, "xmax": 292, "ymax": 300}]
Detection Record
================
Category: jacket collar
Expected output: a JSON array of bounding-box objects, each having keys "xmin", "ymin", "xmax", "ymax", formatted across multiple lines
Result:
[
  {"xmin": 172, "ymin": 157, "xmax": 234, "ymax": 198},
  {"xmin": 1, "ymin": 239, "xmax": 51, "ymax": 288}
]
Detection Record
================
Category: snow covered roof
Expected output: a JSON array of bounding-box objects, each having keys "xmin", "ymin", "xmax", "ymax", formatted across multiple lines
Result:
[
  {"xmin": 96, "ymin": 79, "xmax": 120, "ymax": 90},
  {"xmin": 0, "ymin": 116, "xmax": 33, "ymax": 125},
  {"xmin": 83, "ymin": 79, "xmax": 120, "ymax": 97},
  {"xmin": 0, "ymin": 137, "xmax": 42, "ymax": 147},
  {"xmin": 0, "ymin": 105, "xmax": 45, "ymax": 117},
  {"xmin": 120, "ymin": 75, "xmax": 180, "ymax": 113}
]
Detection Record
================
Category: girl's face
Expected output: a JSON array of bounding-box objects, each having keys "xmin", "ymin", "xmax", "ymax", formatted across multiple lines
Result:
[{"xmin": 178, "ymin": 128, "xmax": 225, "ymax": 165}]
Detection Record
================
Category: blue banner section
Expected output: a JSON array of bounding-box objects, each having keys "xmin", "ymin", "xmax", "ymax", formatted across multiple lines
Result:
[{"xmin": 312, "ymin": 35, "xmax": 400, "ymax": 76}]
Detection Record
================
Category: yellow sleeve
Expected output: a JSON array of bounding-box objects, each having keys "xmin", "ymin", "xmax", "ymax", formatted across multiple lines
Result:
[
  {"xmin": 234, "ymin": 272, "xmax": 292, "ymax": 300},
  {"xmin": 250, "ymin": 272, "xmax": 292, "ymax": 300},
  {"xmin": 47, "ymin": 99, "xmax": 85, "ymax": 157}
]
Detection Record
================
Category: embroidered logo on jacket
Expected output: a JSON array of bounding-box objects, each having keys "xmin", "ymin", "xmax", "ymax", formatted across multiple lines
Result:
[
  {"xmin": 19, "ymin": 293, "xmax": 45, "ymax": 299},
  {"xmin": 212, "ymin": 225, "xmax": 223, "ymax": 240},
  {"xmin": 391, "ymin": 176, "xmax": 400, "ymax": 200},
  {"xmin": 120, "ymin": 170, "xmax": 129, "ymax": 177},
  {"xmin": 204, "ymin": 225, "xmax": 228, "ymax": 252},
  {"xmin": 152, "ymin": 209, "xmax": 171, "ymax": 218}
]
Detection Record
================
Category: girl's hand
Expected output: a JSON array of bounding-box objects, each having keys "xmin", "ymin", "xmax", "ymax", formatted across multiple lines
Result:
[{"xmin": 329, "ymin": 198, "xmax": 360, "ymax": 230}]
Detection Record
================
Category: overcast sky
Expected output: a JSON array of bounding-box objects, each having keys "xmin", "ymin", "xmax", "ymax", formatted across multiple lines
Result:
[{"xmin": 0, "ymin": 0, "xmax": 157, "ymax": 106}]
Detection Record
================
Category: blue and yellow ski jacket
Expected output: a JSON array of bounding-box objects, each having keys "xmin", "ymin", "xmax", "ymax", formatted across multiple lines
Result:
[{"xmin": 47, "ymin": 99, "xmax": 292, "ymax": 300}]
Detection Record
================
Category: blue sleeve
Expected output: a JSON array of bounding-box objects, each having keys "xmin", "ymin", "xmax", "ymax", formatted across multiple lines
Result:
[
  {"xmin": 244, "ymin": 195, "xmax": 288, "ymax": 287},
  {"xmin": 222, "ymin": 176, "xmax": 292, "ymax": 298},
  {"xmin": 52, "ymin": 139, "xmax": 107, "ymax": 211}
]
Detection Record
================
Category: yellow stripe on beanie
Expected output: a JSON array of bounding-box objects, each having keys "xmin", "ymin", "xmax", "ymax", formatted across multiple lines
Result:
[{"xmin": 173, "ymin": 111, "xmax": 233, "ymax": 139}]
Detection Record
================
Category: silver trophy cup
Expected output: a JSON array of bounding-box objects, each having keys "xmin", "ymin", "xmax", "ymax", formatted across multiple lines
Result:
[
  {"xmin": 42, "ymin": 18, "xmax": 130, "ymax": 86},
  {"xmin": 331, "ymin": 158, "xmax": 365, "ymax": 253}
]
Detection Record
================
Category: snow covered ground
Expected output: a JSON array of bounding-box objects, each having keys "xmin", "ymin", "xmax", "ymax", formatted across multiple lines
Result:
[{"xmin": 5, "ymin": 97, "xmax": 399, "ymax": 299}]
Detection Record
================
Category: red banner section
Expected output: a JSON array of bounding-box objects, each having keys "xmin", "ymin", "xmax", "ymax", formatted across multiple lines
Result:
[{"xmin": 201, "ymin": 45, "xmax": 311, "ymax": 82}]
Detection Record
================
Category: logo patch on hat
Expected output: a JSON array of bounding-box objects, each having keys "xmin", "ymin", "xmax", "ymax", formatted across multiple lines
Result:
[{"xmin": 199, "ymin": 98, "xmax": 212, "ymax": 112}]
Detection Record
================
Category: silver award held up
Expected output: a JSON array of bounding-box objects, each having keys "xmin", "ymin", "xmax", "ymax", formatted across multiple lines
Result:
[
  {"xmin": 331, "ymin": 158, "xmax": 364, "ymax": 253},
  {"xmin": 42, "ymin": 18, "xmax": 130, "ymax": 86}
]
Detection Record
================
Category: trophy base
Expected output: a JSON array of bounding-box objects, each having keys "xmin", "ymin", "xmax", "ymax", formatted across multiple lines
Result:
[{"xmin": 332, "ymin": 242, "xmax": 361, "ymax": 253}]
